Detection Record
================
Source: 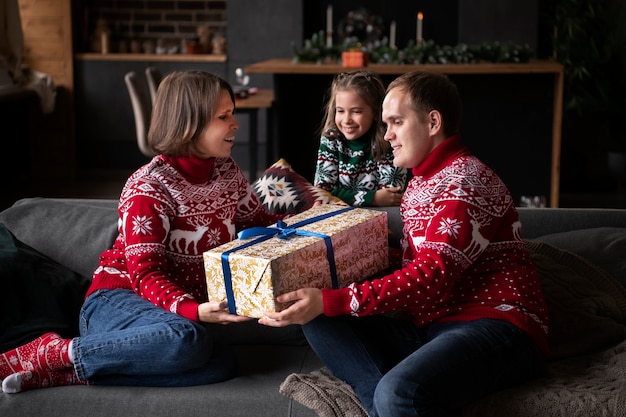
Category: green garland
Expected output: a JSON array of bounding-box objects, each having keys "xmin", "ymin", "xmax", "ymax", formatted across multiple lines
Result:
[{"xmin": 292, "ymin": 31, "xmax": 534, "ymax": 65}]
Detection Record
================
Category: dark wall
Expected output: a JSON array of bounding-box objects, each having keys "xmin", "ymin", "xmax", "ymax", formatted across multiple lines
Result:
[
  {"xmin": 458, "ymin": 0, "xmax": 538, "ymax": 50},
  {"xmin": 303, "ymin": 0, "xmax": 458, "ymax": 48},
  {"xmin": 75, "ymin": 0, "xmax": 302, "ymax": 174},
  {"xmin": 74, "ymin": 60, "xmax": 227, "ymax": 171},
  {"xmin": 303, "ymin": 0, "xmax": 538, "ymax": 52},
  {"xmin": 227, "ymin": 0, "xmax": 302, "ymax": 88}
]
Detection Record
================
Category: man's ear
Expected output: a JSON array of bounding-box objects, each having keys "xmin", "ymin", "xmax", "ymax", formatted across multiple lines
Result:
[{"xmin": 428, "ymin": 110, "xmax": 443, "ymax": 136}]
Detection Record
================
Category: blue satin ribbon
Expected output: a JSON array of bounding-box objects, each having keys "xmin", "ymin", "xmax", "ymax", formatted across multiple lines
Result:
[{"xmin": 220, "ymin": 206, "xmax": 353, "ymax": 314}]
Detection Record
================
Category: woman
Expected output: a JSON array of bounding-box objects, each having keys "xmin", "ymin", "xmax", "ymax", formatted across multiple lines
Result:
[{"xmin": 1, "ymin": 70, "xmax": 284, "ymax": 393}]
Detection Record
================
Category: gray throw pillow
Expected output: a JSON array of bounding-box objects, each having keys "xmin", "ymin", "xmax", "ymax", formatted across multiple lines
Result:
[
  {"xmin": 534, "ymin": 227, "xmax": 626, "ymax": 286},
  {"xmin": 526, "ymin": 240, "xmax": 626, "ymax": 360},
  {"xmin": 0, "ymin": 198, "xmax": 119, "ymax": 278},
  {"xmin": 0, "ymin": 224, "xmax": 90, "ymax": 351}
]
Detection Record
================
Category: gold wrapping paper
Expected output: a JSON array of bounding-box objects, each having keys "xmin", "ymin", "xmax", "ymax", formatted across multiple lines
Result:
[{"xmin": 203, "ymin": 205, "xmax": 388, "ymax": 317}]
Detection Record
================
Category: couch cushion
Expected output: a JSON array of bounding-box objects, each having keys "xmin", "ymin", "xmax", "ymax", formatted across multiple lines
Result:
[
  {"xmin": 0, "ymin": 198, "xmax": 119, "ymax": 278},
  {"xmin": 534, "ymin": 227, "xmax": 626, "ymax": 287},
  {"xmin": 0, "ymin": 224, "xmax": 90, "ymax": 351},
  {"xmin": 526, "ymin": 240, "xmax": 626, "ymax": 360},
  {"xmin": 0, "ymin": 344, "xmax": 321, "ymax": 417},
  {"xmin": 253, "ymin": 159, "xmax": 343, "ymax": 214}
]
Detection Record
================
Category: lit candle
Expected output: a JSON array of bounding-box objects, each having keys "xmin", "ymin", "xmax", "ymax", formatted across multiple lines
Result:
[
  {"xmin": 390, "ymin": 20, "xmax": 396, "ymax": 49},
  {"xmin": 326, "ymin": 5, "xmax": 333, "ymax": 47},
  {"xmin": 417, "ymin": 12, "xmax": 423, "ymax": 44}
]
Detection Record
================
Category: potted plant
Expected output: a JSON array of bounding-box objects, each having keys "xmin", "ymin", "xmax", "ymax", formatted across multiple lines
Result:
[{"xmin": 542, "ymin": 0, "xmax": 626, "ymax": 190}]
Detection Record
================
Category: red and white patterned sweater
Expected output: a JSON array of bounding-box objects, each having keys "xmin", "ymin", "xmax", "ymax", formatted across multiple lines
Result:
[
  {"xmin": 322, "ymin": 135, "xmax": 549, "ymax": 353},
  {"xmin": 86, "ymin": 155, "xmax": 281, "ymax": 322}
]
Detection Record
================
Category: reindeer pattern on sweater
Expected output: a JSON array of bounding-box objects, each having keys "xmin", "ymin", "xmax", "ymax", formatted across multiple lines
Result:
[{"xmin": 88, "ymin": 155, "xmax": 279, "ymax": 322}]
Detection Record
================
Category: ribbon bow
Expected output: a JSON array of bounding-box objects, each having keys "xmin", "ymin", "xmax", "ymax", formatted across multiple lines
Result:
[{"xmin": 237, "ymin": 220, "xmax": 331, "ymax": 241}]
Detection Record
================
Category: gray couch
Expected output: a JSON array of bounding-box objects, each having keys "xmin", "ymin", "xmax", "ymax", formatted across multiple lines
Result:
[{"xmin": 1, "ymin": 197, "xmax": 626, "ymax": 417}]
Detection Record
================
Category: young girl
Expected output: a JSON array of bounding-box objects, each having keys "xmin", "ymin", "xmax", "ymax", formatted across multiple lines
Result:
[
  {"xmin": 314, "ymin": 70, "xmax": 407, "ymax": 207},
  {"xmin": 0, "ymin": 70, "xmax": 285, "ymax": 393},
  {"xmin": 261, "ymin": 71, "xmax": 549, "ymax": 417}
]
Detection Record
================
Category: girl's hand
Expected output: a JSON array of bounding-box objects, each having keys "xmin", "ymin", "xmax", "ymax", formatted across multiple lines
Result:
[
  {"xmin": 198, "ymin": 301, "xmax": 252, "ymax": 324},
  {"xmin": 258, "ymin": 288, "xmax": 323, "ymax": 327},
  {"xmin": 372, "ymin": 186, "xmax": 403, "ymax": 206}
]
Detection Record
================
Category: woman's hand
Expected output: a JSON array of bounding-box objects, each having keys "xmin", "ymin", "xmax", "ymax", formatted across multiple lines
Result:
[
  {"xmin": 371, "ymin": 186, "xmax": 404, "ymax": 206},
  {"xmin": 198, "ymin": 301, "xmax": 252, "ymax": 324},
  {"xmin": 258, "ymin": 288, "xmax": 323, "ymax": 327}
]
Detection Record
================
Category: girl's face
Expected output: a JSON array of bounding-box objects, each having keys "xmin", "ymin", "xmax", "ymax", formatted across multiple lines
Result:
[
  {"xmin": 193, "ymin": 89, "xmax": 239, "ymax": 159},
  {"xmin": 334, "ymin": 89, "xmax": 375, "ymax": 140}
]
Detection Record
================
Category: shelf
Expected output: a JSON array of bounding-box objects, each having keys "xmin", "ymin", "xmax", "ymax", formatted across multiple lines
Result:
[
  {"xmin": 235, "ymin": 89, "xmax": 274, "ymax": 109},
  {"xmin": 74, "ymin": 53, "xmax": 227, "ymax": 63},
  {"xmin": 245, "ymin": 58, "xmax": 563, "ymax": 75}
]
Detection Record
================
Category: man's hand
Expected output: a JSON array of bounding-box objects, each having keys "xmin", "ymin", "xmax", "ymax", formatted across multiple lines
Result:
[{"xmin": 258, "ymin": 288, "xmax": 323, "ymax": 327}]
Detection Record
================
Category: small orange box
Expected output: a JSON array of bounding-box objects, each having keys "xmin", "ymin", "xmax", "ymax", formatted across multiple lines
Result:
[{"xmin": 342, "ymin": 51, "xmax": 369, "ymax": 68}]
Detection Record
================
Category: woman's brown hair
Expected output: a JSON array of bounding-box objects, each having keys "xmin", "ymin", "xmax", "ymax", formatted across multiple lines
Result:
[{"xmin": 148, "ymin": 70, "xmax": 235, "ymax": 156}]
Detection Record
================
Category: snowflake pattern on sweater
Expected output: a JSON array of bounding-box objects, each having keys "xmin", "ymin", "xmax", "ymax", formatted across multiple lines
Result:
[
  {"xmin": 322, "ymin": 136, "xmax": 549, "ymax": 353},
  {"xmin": 314, "ymin": 128, "xmax": 407, "ymax": 206},
  {"xmin": 87, "ymin": 155, "xmax": 280, "ymax": 322}
]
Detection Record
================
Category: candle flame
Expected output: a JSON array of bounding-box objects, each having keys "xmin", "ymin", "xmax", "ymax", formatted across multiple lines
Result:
[{"xmin": 418, "ymin": 12, "xmax": 423, "ymax": 20}]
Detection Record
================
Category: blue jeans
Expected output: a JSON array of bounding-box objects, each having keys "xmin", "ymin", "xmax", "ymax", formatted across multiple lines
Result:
[
  {"xmin": 73, "ymin": 289, "xmax": 235, "ymax": 386},
  {"xmin": 303, "ymin": 315, "xmax": 543, "ymax": 417}
]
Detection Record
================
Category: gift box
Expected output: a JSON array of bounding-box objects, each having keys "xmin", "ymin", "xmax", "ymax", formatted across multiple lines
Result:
[
  {"xmin": 203, "ymin": 205, "xmax": 388, "ymax": 317},
  {"xmin": 342, "ymin": 50, "xmax": 369, "ymax": 68}
]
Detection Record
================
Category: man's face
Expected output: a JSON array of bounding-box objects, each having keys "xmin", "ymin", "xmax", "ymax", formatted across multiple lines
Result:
[{"xmin": 382, "ymin": 87, "xmax": 437, "ymax": 169}]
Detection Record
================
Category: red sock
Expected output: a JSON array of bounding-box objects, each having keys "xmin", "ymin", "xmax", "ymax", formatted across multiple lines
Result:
[
  {"xmin": 2, "ymin": 369, "xmax": 85, "ymax": 393},
  {"xmin": 0, "ymin": 333, "xmax": 72, "ymax": 378}
]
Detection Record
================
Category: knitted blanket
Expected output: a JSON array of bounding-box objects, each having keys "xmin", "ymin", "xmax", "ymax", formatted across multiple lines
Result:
[
  {"xmin": 280, "ymin": 241, "xmax": 626, "ymax": 417},
  {"xmin": 281, "ymin": 340, "xmax": 626, "ymax": 417}
]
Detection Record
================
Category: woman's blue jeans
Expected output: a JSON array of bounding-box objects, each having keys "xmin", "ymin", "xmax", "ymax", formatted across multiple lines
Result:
[
  {"xmin": 72, "ymin": 289, "xmax": 235, "ymax": 386},
  {"xmin": 303, "ymin": 315, "xmax": 543, "ymax": 417}
]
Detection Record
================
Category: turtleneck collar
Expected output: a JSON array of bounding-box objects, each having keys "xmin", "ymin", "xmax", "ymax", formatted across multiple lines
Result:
[
  {"xmin": 163, "ymin": 155, "xmax": 216, "ymax": 184},
  {"xmin": 327, "ymin": 126, "xmax": 373, "ymax": 152},
  {"xmin": 411, "ymin": 134, "xmax": 469, "ymax": 179},
  {"xmin": 346, "ymin": 135, "xmax": 370, "ymax": 151},
  {"xmin": 345, "ymin": 126, "xmax": 375, "ymax": 152}
]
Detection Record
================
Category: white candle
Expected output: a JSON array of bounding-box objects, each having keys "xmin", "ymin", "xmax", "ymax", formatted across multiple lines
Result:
[
  {"xmin": 390, "ymin": 20, "xmax": 396, "ymax": 49},
  {"xmin": 417, "ymin": 12, "xmax": 423, "ymax": 43},
  {"xmin": 326, "ymin": 5, "xmax": 333, "ymax": 47}
]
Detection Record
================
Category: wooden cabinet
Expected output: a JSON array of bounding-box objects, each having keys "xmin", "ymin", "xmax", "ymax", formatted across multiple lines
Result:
[
  {"xmin": 18, "ymin": 0, "xmax": 73, "ymax": 90},
  {"xmin": 17, "ymin": 0, "xmax": 75, "ymax": 182}
]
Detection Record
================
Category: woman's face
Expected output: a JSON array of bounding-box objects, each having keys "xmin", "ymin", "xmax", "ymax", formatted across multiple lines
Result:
[
  {"xmin": 193, "ymin": 89, "xmax": 239, "ymax": 159},
  {"xmin": 334, "ymin": 89, "xmax": 375, "ymax": 140}
]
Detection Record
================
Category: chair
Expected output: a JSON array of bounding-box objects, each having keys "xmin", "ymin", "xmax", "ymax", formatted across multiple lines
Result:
[
  {"xmin": 145, "ymin": 66, "xmax": 162, "ymax": 105},
  {"xmin": 124, "ymin": 71, "xmax": 155, "ymax": 157}
]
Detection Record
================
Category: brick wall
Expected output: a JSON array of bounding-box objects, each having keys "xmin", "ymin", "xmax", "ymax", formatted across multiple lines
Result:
[{"xmin": 81, "ymin": 0, "xmax": 228, "ymax": 53}]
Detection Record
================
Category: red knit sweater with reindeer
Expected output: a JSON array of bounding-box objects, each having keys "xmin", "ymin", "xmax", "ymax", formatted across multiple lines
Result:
[
  {"xmin": 86, "ymin": 155, "xmax": 281, "ymax": 322},
  {"xmin": 322, "ymin": 135, "xmax": 549, "ymax": 354}
]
